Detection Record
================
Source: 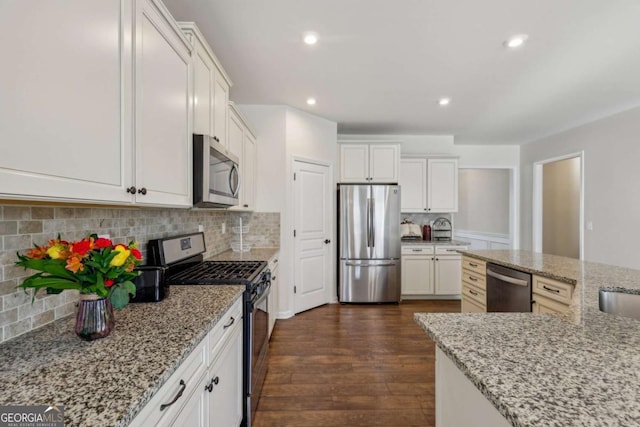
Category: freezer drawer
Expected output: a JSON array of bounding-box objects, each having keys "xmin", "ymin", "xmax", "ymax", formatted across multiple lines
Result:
[{"xmin": 339, "ymin": 259, "xmax": 401, "ymax": 303}]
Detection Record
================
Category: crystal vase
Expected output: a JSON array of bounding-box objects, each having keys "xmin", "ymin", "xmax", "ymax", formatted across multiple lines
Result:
[{"xmin": 74, "ymin": 293, "xmax": 114, "ymax": 340}]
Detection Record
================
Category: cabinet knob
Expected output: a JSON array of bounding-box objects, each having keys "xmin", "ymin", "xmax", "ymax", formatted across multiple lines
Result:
[
  {"xmin": 205, "ymin": 376, "xmax": 220, "ymax": 393},
  {"xmin": 244, "ymin": 204, "xmax": 249, "ymax": 208},
  {"xmin": 324, "ymin": 239, "xmax": 331, "ymax": 244},
  {"xmin": 138, "ymin": 187, "xmax": 147, "ymax": 195},
  {"xmin": 126, "ymin": 186, "xmax": 136, "ymax": 194}
]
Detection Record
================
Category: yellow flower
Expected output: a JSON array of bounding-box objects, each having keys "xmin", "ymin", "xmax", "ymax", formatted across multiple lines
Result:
[
  {"xmin": 110, "ymin": 245, "xmax": 131, "ymax": 267},
  {"xmin": 46, "ymin": 245, "xmax": 65, "ymax": 260}
]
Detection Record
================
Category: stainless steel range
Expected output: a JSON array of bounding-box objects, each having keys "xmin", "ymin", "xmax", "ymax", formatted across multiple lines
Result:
[{"xmin": 147, "ymin": 232, "xmax": 270, "ymax": 427}]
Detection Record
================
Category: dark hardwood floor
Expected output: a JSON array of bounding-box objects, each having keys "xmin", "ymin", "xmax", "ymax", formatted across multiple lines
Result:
[{"xmin": 253, "ymin": 300, "xmax": 461, "ymax": 427}]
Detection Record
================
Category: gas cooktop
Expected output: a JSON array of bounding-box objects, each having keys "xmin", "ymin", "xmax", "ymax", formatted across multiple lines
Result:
[{"xmin": 167, "ymin": 260, "xmax": 267, "ymax": 285}]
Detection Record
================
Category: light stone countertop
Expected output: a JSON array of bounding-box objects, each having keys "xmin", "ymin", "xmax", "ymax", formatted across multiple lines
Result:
[
  {"xmin": 415, "ymin": 249, "xmax": 640, "ymax": 426},
  {"xmin": 206, "ymin": 247, "xmax": 279, "ymax": 263},
  {"xmin": 0, "ymin": 285, "xmax": 244, "ymax": 427}
]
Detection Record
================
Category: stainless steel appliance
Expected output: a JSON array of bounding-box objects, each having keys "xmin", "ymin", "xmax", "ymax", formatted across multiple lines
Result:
[
  {"xmin": 338, "ymin": 184, "xmax": 401, "ymax": 303},
  {"xmin": 486, "ymin": 263, "xmax": 532, "ymax": 312},
  {"xmin": 147, "ymin": 233, "xmax": 270, "ymax": 427},
  {"xmin": 193, "ymin": 134, "xmax": 240, "ymax": 208}
]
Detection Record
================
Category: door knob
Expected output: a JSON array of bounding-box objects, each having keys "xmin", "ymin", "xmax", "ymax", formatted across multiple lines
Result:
[{"xmin": 324, "ymin": 239, "xmax": 331, "ymax": 244}]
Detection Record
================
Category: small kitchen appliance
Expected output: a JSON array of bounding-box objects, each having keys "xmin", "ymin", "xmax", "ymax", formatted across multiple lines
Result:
[
  {"xmin": 147, "ymin": 232, "xmax": 270, "ymax": 427},
  {"xmin": 130, "ymin": 266, "xmax": 167, "ymax": 303}
]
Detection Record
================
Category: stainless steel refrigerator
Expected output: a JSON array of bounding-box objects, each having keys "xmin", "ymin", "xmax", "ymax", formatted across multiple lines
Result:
[{"xmin": 338, "ymin": 184, "xmax": 401, "ymax": 303}]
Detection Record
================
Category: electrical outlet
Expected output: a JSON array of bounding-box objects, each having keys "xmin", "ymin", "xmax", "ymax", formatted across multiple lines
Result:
[
  {"xmin": 98, "ymin": 234, "xmax": 110, "ymax": 240},
  {"xmin": 586, "ymin": 221, "xmax": 593, "ymax": 231},
  {"xmin": 198, "ymin": 224, "xmax": 204, "ymax": 232},
  {"xmin": 221, "ymin": 223, "xmax": 226, "ymax": 234}
]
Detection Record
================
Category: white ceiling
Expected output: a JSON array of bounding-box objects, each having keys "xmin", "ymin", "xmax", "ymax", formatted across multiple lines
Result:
[{"xmin": 163, "ymin": 0, "xmax": 640, "ymax": 145}]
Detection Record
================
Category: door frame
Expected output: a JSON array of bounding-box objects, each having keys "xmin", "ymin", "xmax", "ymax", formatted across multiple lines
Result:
[
  {"xmin": 456, "ymin": 165, "xmax": 520, "ymax": 250},
  {"xmin": 291, "ymin": 156, "xmax": 335, "ymax": 314},
  {"xmin": 532, "ymin": 151, "xmax": 585, "ymax": 259}
]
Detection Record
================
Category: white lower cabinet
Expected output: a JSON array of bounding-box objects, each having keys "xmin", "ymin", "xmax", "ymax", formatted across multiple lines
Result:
[
  {"xmin": 401, "ymin": 246, "xmax": 465, "ymax": 297},
  {"xmin": 131, "ymin": 298, "xmax": 243, "ymax": 427},
  {"xmin": 268, "ymin": 254, "xmax": 280, "ymax": 338}
]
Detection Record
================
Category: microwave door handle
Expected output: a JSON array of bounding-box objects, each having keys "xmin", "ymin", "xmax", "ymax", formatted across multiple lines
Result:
[{"xmin": 229, "ymin": 164, "xmax": 240, "ymax": 197}]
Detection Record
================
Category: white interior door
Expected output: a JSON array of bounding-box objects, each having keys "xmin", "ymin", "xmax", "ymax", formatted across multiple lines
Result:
[{"xmin": 294, "ymin": 160, "xmax": 332, "ymax": 313}]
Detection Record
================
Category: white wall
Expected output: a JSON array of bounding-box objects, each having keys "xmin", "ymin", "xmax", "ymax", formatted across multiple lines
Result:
[
  {"xmin": 520, "ymin": 106, "xmax": 640, "ymax": 269},
  {"xmin": 456, "ymin": 169, "xmax": 511, "ymax": 234},
  {"xmin": 238, "ymin": 105, "xmax": 338, "ymax": 317}
]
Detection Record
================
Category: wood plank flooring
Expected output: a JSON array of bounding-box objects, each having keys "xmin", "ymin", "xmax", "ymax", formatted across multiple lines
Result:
[{"xmin": 254, "ymin": 300, "xmax": 461, "ymax": 427}]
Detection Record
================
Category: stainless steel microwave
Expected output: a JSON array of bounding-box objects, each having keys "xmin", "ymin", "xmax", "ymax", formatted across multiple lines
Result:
[{"xmin": 193, "ymin": 134, "xmax": 240, "ymax": 208}]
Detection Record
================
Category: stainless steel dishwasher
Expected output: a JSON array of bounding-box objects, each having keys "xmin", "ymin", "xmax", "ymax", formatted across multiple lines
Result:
[{"xmin": 486, "ymin": 263, "xmax": 532, "ymax": 312}]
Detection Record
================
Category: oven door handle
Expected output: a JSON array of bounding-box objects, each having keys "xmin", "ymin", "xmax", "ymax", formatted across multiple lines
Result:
[{"xmin": 487, "ymin": 268, "xmax": 528, "ymax": 287}]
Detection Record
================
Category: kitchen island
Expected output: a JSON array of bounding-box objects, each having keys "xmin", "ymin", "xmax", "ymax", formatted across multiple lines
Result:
[
  {"xmin": 0, "ymin": 285, "xmax": 244, "ymax": 427},
  {"xmin": 415, "ymin": 250, "xmax": 640, "ymax": 426}
]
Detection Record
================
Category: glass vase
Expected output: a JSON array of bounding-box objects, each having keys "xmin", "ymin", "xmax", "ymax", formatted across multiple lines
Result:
[{"xmin": 74, "ymin": 293, "xmax": 115, "ymax": 341}]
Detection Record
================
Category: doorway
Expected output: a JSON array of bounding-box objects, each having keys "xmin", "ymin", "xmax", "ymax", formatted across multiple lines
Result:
[
  {"xmin": 533, "ymin": 153, "xmax": 584, "ymax": 259},
  {"xmin": 293, "ymin": 159, "xmax": 333, "ymax": 314}
]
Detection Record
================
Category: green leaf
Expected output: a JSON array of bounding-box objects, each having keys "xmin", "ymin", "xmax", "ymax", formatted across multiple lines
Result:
[
  {"xmin": 122, "ymin": 280, "xmax": 137, "ymax": 296},
  {"xmin": 109, "ymin": 286, "xmax": 130, "ymax": 310},
  {"xmin": 46, "ymin": 288, "xmax": 64, "ymax": 295}
]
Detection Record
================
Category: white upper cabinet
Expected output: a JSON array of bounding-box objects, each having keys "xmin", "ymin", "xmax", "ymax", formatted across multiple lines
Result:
[
  {"xmin": 0, "ymin": 0, "xmax": 133, "ymax": 204},
  {"xmin": 399, "ymin": 159, "xmax": 427, "ymax": 212},
  {"xmin": 228, "ymin": 104, "xmax": 257, "ymax": 211},
  {"xmin": 135, "ymin": 0, "xmax": 192, "ymax": 207},
  {"xmin": 339, "ymin": 143, "xmax": 400, "ymax": 183},
  {"xmin": 0, "ymin": 0, "xmax": 194, "ymax": 207},
  {"xmin": 179, "ymin": 23, "xmax": 232, "ymax": 150},
  {"xmin": 399, "ymin": 157, "xmax": 458, "ymax": 213}
]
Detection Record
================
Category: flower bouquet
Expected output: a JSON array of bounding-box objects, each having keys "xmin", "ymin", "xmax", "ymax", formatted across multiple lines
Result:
[{"xmin": 16, "ymin": 235, "xmax": 142, "ymax": 340}]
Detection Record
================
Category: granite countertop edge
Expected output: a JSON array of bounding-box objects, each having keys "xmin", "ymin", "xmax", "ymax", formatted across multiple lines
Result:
[
  {"xmin": 457, "ymin": 250, "xmax": 577, "ymax": 285},
  {"xmin": 415, "ymin": 314, "xmax": 526, "ymax": 427},
  {"xmin": 117, "ymin": 290, "xmax": 244, "ymax": 427}
]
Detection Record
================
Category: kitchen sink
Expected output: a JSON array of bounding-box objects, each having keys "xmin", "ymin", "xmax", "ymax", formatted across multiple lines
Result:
[{"xmin": 599, "ymin": 289, "xmax": 640, "ymax": 320}]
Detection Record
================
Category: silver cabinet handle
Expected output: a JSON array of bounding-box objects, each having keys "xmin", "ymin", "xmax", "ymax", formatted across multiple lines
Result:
[
  {"xmin": 487, "ymin": 269, "xmax": 528, "ymax": 287},
  {"xmin": 412, "ymin": 249, "xmax": 423, "ymax": 252}
]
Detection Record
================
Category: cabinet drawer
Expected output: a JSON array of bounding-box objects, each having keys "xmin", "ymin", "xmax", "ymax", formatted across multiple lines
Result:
[
  {"xmin": 462, "ymin": 282, "xmax": 486, "ymax": 306},
  {"xmin": 209, "ymin": 298, "xmax": 243, "ymax": 364},
  {"xmin": 402, "ymin": 246, "xmax": 434, "ymax": 255},
  {"xmin": 130, "ymin": 338, "xmax": 208, "ymax": 427},
  {"xmin": 461, "ymin": 296, "xmax": 485, "ymax": 313},
  {"xmin": 462, "ymin": 257, "xmax": 486, "ymax": 276},
  {"xmin": 435, "ymin": 246, "xmax": 465, "ymax": 255},
  {"xmin": 533, "ymin": 275, "xmax": 574, "ymax": 305},
  {"xmin": 532, "ymin": 293, "xmax": 569, "ymax": 316},
  {"xmin": 462, "ymin": 269, "xmax": 486, "ymax": 290}
]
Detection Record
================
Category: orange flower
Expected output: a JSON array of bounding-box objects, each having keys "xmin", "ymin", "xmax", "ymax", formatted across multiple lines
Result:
[
  {"xmin": 65, "ymin": 256, "xmax": 84, "ymax": 273},
  {"xmin": 125, "ymin": 263, "xmax": 135, "ymax": 272},
  {"xmin": 26, "ymin": 246, "xmax": 48, "ymax": 260}
]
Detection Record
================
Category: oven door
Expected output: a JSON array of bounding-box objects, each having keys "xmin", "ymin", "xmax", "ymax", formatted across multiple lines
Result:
[{"xmin": 247, "ymin": 282, "xmax": 270, "ymax": 426}]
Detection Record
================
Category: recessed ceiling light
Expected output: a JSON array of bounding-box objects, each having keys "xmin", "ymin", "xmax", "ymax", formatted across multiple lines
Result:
[
  {"xmin": 438, "ymin": 98, "xmax": 451, "ymax": 106},
  {"xmin": 504, "ymin": 34, "xmax": 528, "ymax": 49},
  {"xmin": 303, "ymin": 32, "xmax": 318, "ymax": 45},
  {"xmin": 306, "ymin": 97, "xmax": 317, "ymax": 105}
]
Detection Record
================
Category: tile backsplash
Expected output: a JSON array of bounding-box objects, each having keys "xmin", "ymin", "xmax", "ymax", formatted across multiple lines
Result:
[{"xmin": 0, "ymin": 204, "xmax": 280, "ymax": 343}]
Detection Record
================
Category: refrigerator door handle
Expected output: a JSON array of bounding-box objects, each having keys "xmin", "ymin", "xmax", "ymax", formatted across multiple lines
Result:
[
  {"xmin": 345, "ymin": 263, "xmax": 397, "ymax": 267},
  {"xmin": 370, "ymin": 197, "xmax": 375, "ymax": 247},
  {"xmin": 366, "ymin": 198, "xmax": 371, "ymax": 247}
]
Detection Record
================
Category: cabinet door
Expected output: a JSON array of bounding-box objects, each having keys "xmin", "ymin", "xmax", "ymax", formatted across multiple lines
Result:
[
  {"xmin": 339, "ymin": 144, "xmax": 369, "ymax": 182},
  {"xmin": 170, "ymin": 374, "xmax": 207, "ymax": 427},
  {"xmin": 213, "ymin": 70, "xmax": 230, "ymax": 149},
  {"xmin": 241, "ymin": 132, "xmax": 257, "ymax": 210},
  {"xmin": 434, "ymin": 256, "xmax": 462, "ymax": 295},
  {"xmin": 369, "ymin": 144, "xmax": 399, "ymax": 183},
  {"xmin": 208, "ymin": 322, "xmax": 243, "ymax": 427},
  {"xmin": 401, "ymin": 255, "xmax": 433, "ymax": 295},
  {"xmin": 399, "ymin": 159, "xmax": 427, "ymax": 212},
  {"xmin": 191, "ymin": 36, "xmax": 214, "ymax": 136},
  {"xmin": 0, "ymin": 0, "xmax": 133, "ymax": 204},
  {"xmin": 135, "ymin": 0, "xmax": 192, "ymax": 207},
  {"xmin": 269, "ymin": 263, "xmax": 279, "ymax": 338},
  {"xmin": 228, "ymin": 109, "xmax": 244, "ymax": 160},
  {"xmin": 427, "ymin": 159, "xmax": 458, "ymax": 212}
]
